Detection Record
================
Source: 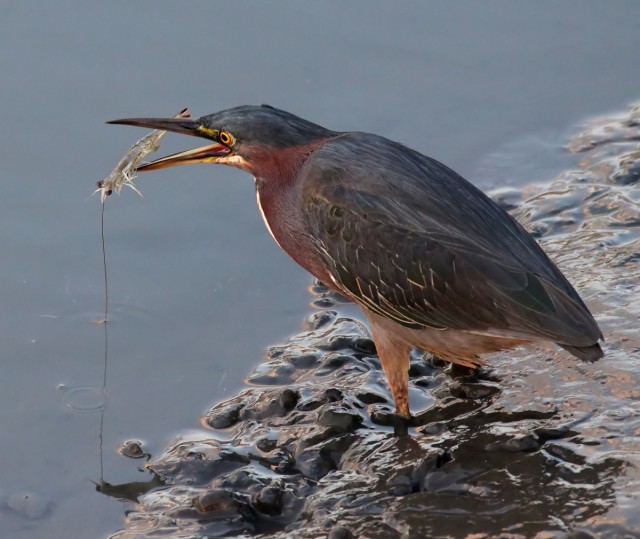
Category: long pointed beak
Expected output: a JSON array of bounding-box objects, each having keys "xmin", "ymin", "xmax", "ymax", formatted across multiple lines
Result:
[
  {"xmin": 107, "ymin": 116, "xmax": 230, "ymax": 171},
  {"xmin": 107, "ymin": 116, "xmax": 203, "ymax": 135}
]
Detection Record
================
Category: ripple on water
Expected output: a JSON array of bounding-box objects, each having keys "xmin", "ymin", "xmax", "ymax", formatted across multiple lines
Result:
[
  {"xmin": 5, "ymin": 492, "xmax": 49, "ymax": 520},
  {"xmin": 81, "ymin": 301, "xmax": 163, "ymax": 327},
  {"xmin": 58, "ymin": 385, "xmax": 108, "ymax": 413},
  {"xmin": 107, "ymin": 105, "xmax": 640, "ymax": 539}
]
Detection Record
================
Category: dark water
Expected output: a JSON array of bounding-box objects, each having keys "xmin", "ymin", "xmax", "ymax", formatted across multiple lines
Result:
[{"xmin": 1, "ymin": 3, "xmax": 639, "ymax": 538}]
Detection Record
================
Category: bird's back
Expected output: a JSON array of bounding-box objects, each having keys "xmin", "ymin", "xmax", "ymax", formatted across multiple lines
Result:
[{"xmin": 298, "ymin": 132, "xmax": 603, "ymax": 360}]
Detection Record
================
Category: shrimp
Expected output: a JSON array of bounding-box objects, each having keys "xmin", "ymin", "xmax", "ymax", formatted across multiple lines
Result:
[{"xmin": 95, "ymin": 108, "xmax": 190, "ymax": 202}]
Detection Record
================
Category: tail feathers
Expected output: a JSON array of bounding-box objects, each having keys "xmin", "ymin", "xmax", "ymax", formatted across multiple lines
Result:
[{"xmin": 559, "ymin": 342, "xmax": 604, "ymax": 362}]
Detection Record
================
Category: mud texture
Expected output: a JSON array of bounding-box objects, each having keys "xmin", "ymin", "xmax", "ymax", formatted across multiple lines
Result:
[{"xmin": 109, "ymin": 105, "xmax": 640, "ymax": 539}]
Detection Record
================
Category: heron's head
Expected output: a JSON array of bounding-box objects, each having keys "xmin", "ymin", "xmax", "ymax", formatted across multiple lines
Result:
[{"xmin": 108, "ymin": 105, "xmax": 335, "ymax": 178}]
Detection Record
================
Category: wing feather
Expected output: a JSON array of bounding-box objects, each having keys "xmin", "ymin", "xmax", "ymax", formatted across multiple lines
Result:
[{"xmin": 299, "ymin": 133, "xmax": 602, "ymax": 347}]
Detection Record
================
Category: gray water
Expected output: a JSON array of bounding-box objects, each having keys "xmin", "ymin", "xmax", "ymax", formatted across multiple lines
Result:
[{"xmin": 0, "ymin": 2, "xmax": 639, "ymax": 538}]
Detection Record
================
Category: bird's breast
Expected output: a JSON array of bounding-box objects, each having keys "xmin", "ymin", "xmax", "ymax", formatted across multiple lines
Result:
[
  {"xmin": 255, "ymin": 180, "xmax": 339, "ymax": 291},
  {"xmin": 255, "ymin": 188, "xmax": 285, "ymax": 251}
]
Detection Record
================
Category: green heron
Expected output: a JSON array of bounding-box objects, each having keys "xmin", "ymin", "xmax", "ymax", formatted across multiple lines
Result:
[{"xmin": 110, "ymin": 105, "xmax": 603, "ymax": 421}]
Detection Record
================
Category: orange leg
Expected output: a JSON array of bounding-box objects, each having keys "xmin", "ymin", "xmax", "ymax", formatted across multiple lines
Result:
[{"xmin": 367, "ymin": 317, "xmax": 412, "ymax": 418}]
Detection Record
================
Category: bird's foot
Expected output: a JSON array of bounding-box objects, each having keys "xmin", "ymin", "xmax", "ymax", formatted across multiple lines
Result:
[
  {"xmin": 392, "ymin": 415, "xmax": 410, "ymax": 436},
  {"xmin": 448, "ymin": 363, "xmax": 501, "ymax": 383},
  {"xmin": 448, "ymin": 363, "xmax": 478, "ymax": 378},
  {"xmin": 370, "ymin": 409, "xmax": 412, "ymax": 436}
]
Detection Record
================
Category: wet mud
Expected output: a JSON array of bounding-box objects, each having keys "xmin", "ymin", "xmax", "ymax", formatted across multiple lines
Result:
[{"xmin": 108, "ymin": 105, "xmax": 640, "ymax": 538}]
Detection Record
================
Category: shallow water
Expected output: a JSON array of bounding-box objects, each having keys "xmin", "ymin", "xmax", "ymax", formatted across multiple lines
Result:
[{"xmin": 106, "ymin": 106, "xmax": 640, "ymax": 538}]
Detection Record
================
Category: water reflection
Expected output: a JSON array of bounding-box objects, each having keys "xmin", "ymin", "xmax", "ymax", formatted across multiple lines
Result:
[{"xmin": 95, "ymin": 476, "xmax": 164, "ymax": 504}]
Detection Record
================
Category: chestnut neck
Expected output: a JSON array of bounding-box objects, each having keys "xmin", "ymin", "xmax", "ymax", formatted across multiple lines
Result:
[
  {"xmin": 246, "ymin": 138, "xmax": 339, "ymax": 289},
  {"xmin": 240, "ymin": 140, "xmax": 327, "ymax": 186}
]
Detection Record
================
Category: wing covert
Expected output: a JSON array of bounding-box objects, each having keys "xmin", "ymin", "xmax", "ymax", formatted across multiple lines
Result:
[{"xmin": 300, "ymin": 147, "xmax": 601, "ymax": 347}]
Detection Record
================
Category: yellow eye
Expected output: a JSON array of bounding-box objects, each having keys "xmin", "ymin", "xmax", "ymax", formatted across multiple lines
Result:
[{"xmin": 219, "ymin": 131, "xmax": 234, "ymax": 146}]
